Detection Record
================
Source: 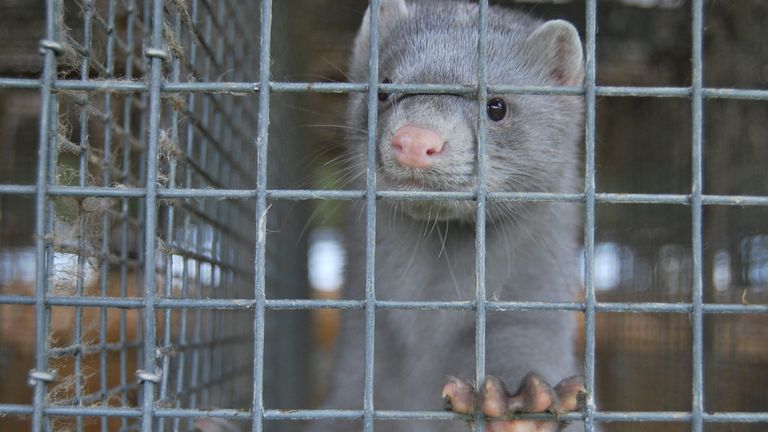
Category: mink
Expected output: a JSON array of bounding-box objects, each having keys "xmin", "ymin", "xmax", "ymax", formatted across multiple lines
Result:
[{"xmin": 315, "ymin": 1, "xmax": 587, "ymax": 431}]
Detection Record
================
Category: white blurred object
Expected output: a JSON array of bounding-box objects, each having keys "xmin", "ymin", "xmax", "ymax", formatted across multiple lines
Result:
[
  {"xmin": 308, "ymin": 228, "xmax": 345, "ymax": 293},
  {"xmin": 582, "ymin": 242, "xmax": 635, "ymax": 292},
  {"xmin": 0, "ymin": 247, "xmax": 97, "ymax": 289},
  {"xmin": 712, "ymin": 249, "xmax": 732, "ymax": 293},
  {"xmin": 620, "ymin": 0, "xmax": 683, "ymax": 8}
]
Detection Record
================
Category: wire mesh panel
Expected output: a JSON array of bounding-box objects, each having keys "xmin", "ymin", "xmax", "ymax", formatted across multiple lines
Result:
[
  {"xmin": 0, "ymin": 0, "xmax": 310, "ymax": 430},
  {"xmin": 0, "ymin": 0, "xmax": 767, "ymax": 432}
]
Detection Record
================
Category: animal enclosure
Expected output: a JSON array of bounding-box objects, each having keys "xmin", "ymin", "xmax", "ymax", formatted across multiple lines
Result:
[{"xmin": 0, "ymin": 0, "xmax": 767, "ymax": 432}]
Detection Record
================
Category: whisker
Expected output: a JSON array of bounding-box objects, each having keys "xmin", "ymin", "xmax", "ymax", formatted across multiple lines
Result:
[{"xmin": 299, "ymin": 124, "xmax": 368, "ymax": 134}]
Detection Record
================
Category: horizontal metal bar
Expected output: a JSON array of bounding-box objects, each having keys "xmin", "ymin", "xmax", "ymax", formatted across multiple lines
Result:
[
  {"xmin": 375, "ymin": 300, "xmax": 475, "ymax": 310},
  {"xmin": 704, "ymin": 88, "xmax": 768, "ymax": 100},
  {"xmin": 0, "ymin": 295, "xmax": 250, "ymax": 309},
  {"xmin": 600, "ymin": 86, "xmax": 768, "ymax": 100},
  {"xmin": 701, "ymin": 195, "xmax": 768, "ymax": 206},
  {"xmin": 3, "ymin": 185, "xmax": 768, "ymax": 207},
  {"xmin": 596, "ymin": 86, "xmax": 690, "ymax": 98},
  {"xmin": 488, "ymin": 191, "xmax": 584, "ymax": 202},
  {"xmin": 267, "ymin": 189, "xmax": 363, "ymax": 200},
  {"xmin": 71, "ymin": 382, "xmax": 143, "ymax": 407},
  {"xmin": 3, "ymin": 77, "xmax": 768, "ymax": 100},
  {"xmin": 489, "ymin": 302, "xmax": 768, "ymax": 314},
  {"xmin": 0, "ymin": 184, "xmax": 36, "ymax": 194},
  {"xmin": 166, "ymin": 244, "xmax": 247, "ymax": 274},
  {"xmin": 266, "ymin": 299, "xmax": 359, "ymax": 309},
  {"xmin": 48, "ymin": 340, "xmax": 142, "ymax": 358},
  {"xmin": 0, "ymin": 78, "xmax": 41, "ymax": 89},
  {"xmin": 1, "ymin": 295, "xmax": 766, "ymax": 314},
  {"xmin": 0, "ymin": 404, "xmax": 766, "ymax": 423},
  {"xmin": 598, "ymin": 412, "xmax": 768, "ymax": 423},
  {"xmin": 0, "ymin": 185, "xmax": 146, "ymax": 197},
  {"xmin": 597, "ymin": 193, "xmax": 688, "ymax": 205}
]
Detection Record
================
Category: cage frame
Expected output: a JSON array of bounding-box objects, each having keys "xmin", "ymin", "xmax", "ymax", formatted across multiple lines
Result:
[{"xmin": 0, "ymin": 0, "xmax": 767, "ymax": 431}]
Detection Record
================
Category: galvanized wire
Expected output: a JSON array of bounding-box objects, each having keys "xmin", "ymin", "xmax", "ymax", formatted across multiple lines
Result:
[
  {"xmin": 251, "ymin": 0, "xmax": 273, "ymax": 430},
  {"xmin": 1, "ymin": 0, "xmax": 768, "ymax": 431},
  {"xmin": 690, "ymin": 1, "xmax": 705, "ymax": 431},
  {"xmin": 474, "ymin": 1, "xmax": 490, "ymax": 431},
  {"xmin": 364, "ymin": 3, "xmax": 382, "ymax": 432},
  {"xmin": 583, "ymin": 0, "xmax": 598, "ymax": 430},
  {"xmin": 3, "ymin": 77, "xmax": 768, "ymax": 100},
  {"xmin": 5, "ymin": 184, "xmax": 768, "ymax": 206},
  {"xmin": 2, "ymin": 403, "xmax": 768, "ymax": 424},
  {"xmin": 29, "ymin": 0, "xmax": 58, "ymax": 429}
]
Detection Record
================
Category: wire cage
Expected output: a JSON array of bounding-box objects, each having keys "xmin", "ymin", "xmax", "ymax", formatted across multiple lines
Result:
[
  {"xmin": 0, "ymin": 0, "xmax": 309, "ymax": 430},
  {"xmin": 0, "ymin": 0, "xmax": 767, "ymax": 431}
]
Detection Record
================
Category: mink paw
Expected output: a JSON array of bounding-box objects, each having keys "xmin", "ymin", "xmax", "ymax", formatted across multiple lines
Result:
[{"xmin": 442, "ymin": 373, "xmax": 585, "ymax": 432}]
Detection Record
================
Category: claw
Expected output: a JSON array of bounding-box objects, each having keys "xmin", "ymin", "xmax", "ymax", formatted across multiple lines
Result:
[
  {"xmin": 442, "ymin": 373, "xmax": 585, "ymax": 432},
  {"xmin": 442, "ymin": 376, "xmax": 476, "ymax": 414},
  {"xmin": 553, "ymin": 375, "xmax": 586, "ymax": 414},
  {"xmin": 481, "ymin": 375, "xmax": 510, "ymax": 417},
  {"xmin": 507, "ymin": 372, "xmax": 555, "ymax": 414}
]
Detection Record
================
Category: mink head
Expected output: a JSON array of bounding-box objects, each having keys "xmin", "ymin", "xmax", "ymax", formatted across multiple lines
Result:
[{"xmin": 345, "ymin": 0, "xmax": 585, "ymax": 223}]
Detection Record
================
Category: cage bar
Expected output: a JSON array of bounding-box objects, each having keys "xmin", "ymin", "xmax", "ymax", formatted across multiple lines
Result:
[
  {"xmin": 690, "ymin": 1, "xmax": 705, "ymax": 431},
  {"xmin": 363, "ymin": 2, "xmax": 381, "ymax": 432},
  {"xmin": 251, "ymin": 0, "xmax": 273, "ymax": 430},
  {"xmin": 474, "ymin": 1, "xmax": 490, "ymax": 431},
  {"xmin": 0, "ymin": 0, "xmax": 767, "ymax": 431},
  {"xmin": 583, "ymin": 0, "xmax": 598, "ymax": 431}
]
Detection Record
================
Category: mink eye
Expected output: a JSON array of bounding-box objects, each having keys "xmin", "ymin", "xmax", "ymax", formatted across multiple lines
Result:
[
  {"xmin": 378, "ymin": 78, "xmax": 391, "ymax": 102},
  {"xmin": 486, "ymin": 98, "xmax": 507, "ymax": 121}
]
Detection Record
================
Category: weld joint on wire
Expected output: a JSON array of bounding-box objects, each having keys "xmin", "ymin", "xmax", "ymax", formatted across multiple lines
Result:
[
  {"xmin": 144, "ymin": 48, "xmax": 170, "ymax": 60},
  {"xmin": 27, "ymin": 369, "xmax": 56, "ymax": 386},
  {"xmin": 136, "ymin": 369, "xmax": 162, "ymax": 383},
  {"xmin": 39, "ymin": 39, "xmax": 64, "ymax": 56}
]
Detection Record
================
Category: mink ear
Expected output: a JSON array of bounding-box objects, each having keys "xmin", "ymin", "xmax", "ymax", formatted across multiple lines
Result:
[
  {"xmin": 352, "ymin": 0, "xmax": 409, "ymax": 65},
  {"xmin": 524, "ymin": 20, "xmax": 584, "ymax": 86}
]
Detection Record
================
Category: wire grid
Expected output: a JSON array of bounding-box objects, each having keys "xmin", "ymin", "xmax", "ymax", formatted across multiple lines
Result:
[
  {"xmin": 0, "ymin": 0, "xmax": 768, "ymax": 431},
  {"xmin": 1, "ymin": 0, "xmax": 262, "ymax": 430}
]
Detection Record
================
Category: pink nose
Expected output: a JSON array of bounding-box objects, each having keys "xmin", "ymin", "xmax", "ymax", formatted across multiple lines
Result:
[{"xmin": 390, "ymin": 126, "xmax": 445, "ymax": 169}]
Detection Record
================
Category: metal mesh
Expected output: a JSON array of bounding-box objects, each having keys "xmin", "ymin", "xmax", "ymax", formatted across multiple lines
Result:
[{"xmin": 0, "ymin": 0, "xmax": 767, "ymax": 431}]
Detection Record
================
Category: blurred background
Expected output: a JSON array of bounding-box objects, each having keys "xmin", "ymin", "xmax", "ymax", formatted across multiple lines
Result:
[{"xmin": 0, "ymin": 0, "xmax": 766, "ymax": 431}]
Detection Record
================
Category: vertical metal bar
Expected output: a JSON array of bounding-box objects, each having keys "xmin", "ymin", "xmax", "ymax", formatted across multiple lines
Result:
[
  {"xmin": 176, "ymin": 2, "xmax": 202, "ymax": 429},
  {"xmin": 210, "ymin": 232, "xmax": 222, "ymax": 404},
  {"xmin": 99, "ymin": 2, "xmax": 118, "ymax": 430},
  {"xmin": 207, "ymin": 0, "xmax": 226, "ymax": 405},
  {"xmin": 238, "ymin": 4, "xmax": 259, "ymax": 411},
  {"xmin": 74, "ymin": 2, "xmax": 96, "ymax": 430},
  {"xmin": 251, "ymin": 0, "xmax": 272, "ymax": 430},
  {"xmin": 134, "ymin": 2, "xmax": 152, "ymax": 417},
  {"xmin": 198, "ymin": 3, "xmax": 216, "ymax": 401},
  {"xmin": 189, "ymin": 261, "xmax": 204, "ymax": 411},
  {"xmin": 583, "ymin": 0, "xmax": 598, "ymax": 431},
  {"xmin": 31, "ymin": 0, "xmax": 59, "ymax": 430},
  {"xmin": 217, "ymin": 0, "xmax": 242, "ymax": 407},
  {"xmin": 119, "ymin": 1, "xmax": 138, "ymax": 430},
  {"xmin": 140, "ymin": 0, "xmax": 166, "ymax": 429},
  {"xmin": 474, "ymin": 1, "xmax": 489, "ymax": 431},
  {"xmin": 202, "ymin": 262, "xmax": 214, "ymax": 407},
  {"xmin": 173, "ymin": 248, "xmax": 191, "ymax": 431},
  {"xmin": 158, "ymin": 4, "xmax": 183, "ymax": 431},
  {"xmin": 44, "ymin": 10, "xmax": 63, "ymax": 422},
  {"xmin": 45, "ymin": 69, "xmax": 59, "ymax": 432},
  {"xmin": 364, "ymin": 1, "xmax": 381, "ymax": 431},
  {"xmin": 131, "ymin": 4, "xmax": 152, "ymax": 432},
  {"xmin": 690, "ymin": 0, "xmax": 705, "ymax": 431}
]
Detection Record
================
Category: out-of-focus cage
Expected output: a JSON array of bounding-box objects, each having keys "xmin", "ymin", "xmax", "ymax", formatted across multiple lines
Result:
[
  {"xmin": 1, "ymin": 0, "xmax": 768, "ymax": 432},
  {"xmin": 0, "ymin": 0, "xmax": 309, "ymax": 430}
]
